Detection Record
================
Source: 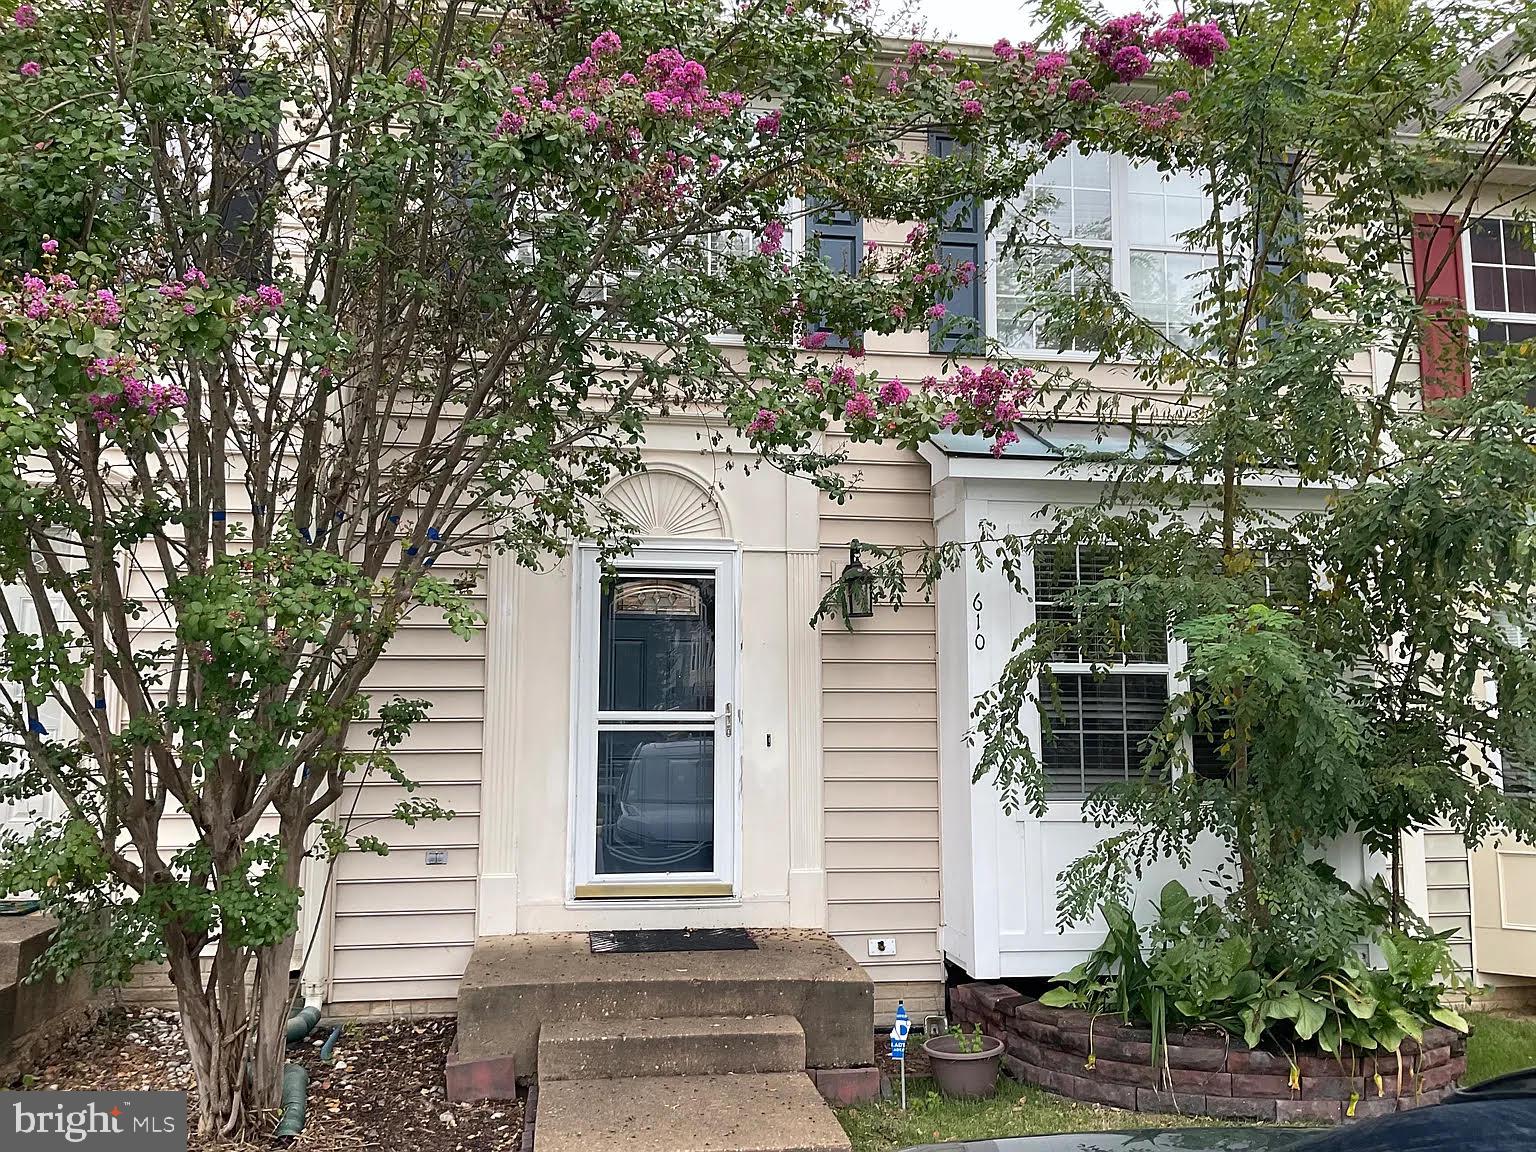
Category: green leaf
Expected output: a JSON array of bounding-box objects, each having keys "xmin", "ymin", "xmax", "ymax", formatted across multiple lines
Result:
[
  {"xmin": 1038, "ymin": 986, "xmax": 1081, "ymax": 1008},
  {"xmin": 1294, "ymin": 997, "xmax": 1327, "ymax": 1041},
  {"xmin": 1429, "ymin": 1006, "xmax": 1469, "ymax": 1033}
]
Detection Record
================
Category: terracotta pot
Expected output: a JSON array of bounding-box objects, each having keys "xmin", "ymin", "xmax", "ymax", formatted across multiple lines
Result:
[{"xmin": 923, "ymin": 1033, "xmax": 1004, "ymax": 1099}]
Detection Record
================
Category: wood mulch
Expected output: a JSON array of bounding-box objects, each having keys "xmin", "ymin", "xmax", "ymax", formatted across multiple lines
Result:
[{"xmin": 11, "ymin": 1006, "xmax": 524, "ymax": 1151}]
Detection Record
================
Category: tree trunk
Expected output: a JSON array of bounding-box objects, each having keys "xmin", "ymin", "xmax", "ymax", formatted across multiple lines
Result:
[{"xmin": 166, "ymin": 932, "xmax": 247, "ymax": 1139}]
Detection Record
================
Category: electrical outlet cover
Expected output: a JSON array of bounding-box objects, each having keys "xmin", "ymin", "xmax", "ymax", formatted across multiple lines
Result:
[{"xmin": 866, "ymin": 936, "xmax": 897, "ymax": 958}]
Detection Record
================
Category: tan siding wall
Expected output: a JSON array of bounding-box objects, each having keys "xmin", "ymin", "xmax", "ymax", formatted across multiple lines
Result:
[
  {"xmin": 327, "ymin": 604, "xmax": 486, "ymax": 1006},
  {"xmin": 820, "ymin": 439, "xmax": 945, "ymax": 1004}
]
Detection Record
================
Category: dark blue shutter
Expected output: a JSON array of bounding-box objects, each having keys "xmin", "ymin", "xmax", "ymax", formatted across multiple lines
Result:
[
  {"xmin": 807, "ymin": 200, "xmax": 861, "ymax": 349},
  {"xmin": 929, "ymin": 131, "xmax": 984, "ymax": 355},
  {"xmin": 218, "ymin": 72, "xmax": 277, "ymax": 283},
  {"xmin": 1257, "ymin": 162, "xmax": 1304, "ymax": 332}
]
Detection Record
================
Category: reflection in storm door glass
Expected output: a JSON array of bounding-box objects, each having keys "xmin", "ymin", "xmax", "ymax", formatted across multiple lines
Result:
[{"xmin": 596, "ymin": 574, "xmax": 717, "ymax": 876}]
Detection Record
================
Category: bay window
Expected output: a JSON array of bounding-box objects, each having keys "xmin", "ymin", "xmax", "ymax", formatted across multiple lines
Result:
[
  {"xmin": 995, "ymin": 151, "xmax": 1215, "ymax": 354},
  {"xmin": 1035, "ymin": 546, "xmax": 1173, "ymax": 795}
]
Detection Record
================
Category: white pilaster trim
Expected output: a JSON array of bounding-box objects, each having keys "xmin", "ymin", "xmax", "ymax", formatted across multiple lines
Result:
[
  {"xmin": 477, "ymin": 546, "xmax": 521, "ymax": 935},
  {"xmin": 787, "ymin": 547, "xmax": 826, "ymax": 928}
]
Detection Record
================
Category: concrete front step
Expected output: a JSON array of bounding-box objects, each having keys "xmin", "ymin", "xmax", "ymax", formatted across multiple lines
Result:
[
  {"xmin": 534, "ymin": 1072, "xmax": 852, "ymax": 1152},
  {"xmin": 456, "ymin": 929, "xmax": 873, "ymax": 1074},
  {"xmin": 539, "ymin": 1014, "xmax": 806, "ymax": 1080}
]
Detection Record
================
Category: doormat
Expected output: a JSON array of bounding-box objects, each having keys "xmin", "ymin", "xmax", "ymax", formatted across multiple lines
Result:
[{"xmin": 588, "ymin": 928, "xmax": 757, "ymax": 954}]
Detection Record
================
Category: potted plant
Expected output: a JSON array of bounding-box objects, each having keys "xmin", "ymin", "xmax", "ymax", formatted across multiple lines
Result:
[{"xmin": 923, "ymin": 1023, "xmax": 1004, "ymax": 1099}]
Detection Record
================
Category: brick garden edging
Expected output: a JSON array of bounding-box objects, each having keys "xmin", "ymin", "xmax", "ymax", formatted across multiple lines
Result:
[{"xmin": 951, "ymin": 983, "xmax": 1467, "ymax": 1123}]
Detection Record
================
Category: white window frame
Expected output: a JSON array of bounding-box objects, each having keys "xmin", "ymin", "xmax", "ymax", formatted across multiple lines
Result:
[
  {"xmin": 1029, "ymin": 544, "xmax": 1190, "ymax": 797},
  {"xmin": 1463, "ymin": 216, "xmax": 1536, "ymax": 348},
  {"xmin": 985, "ymin": 154, "xmax": 1216, "ymax": 361},
  {"xmin": 568, "ymin": 541, "xmax": 742, "ymax": 900}
]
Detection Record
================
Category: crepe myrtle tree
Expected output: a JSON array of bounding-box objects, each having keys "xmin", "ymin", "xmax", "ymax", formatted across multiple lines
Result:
[
  {"xmin": 0, "ymin": 0, "xmax": 1218, "ymax": 1136},
  {"xmin": 789, "ymin": 0, "xmax": 1536, "ymax": 1002}
]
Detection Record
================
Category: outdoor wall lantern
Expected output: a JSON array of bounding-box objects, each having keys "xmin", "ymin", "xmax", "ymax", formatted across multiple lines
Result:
[{"xmin": 840, "ymin": 540, "xmax": 876, "ymax": 622}]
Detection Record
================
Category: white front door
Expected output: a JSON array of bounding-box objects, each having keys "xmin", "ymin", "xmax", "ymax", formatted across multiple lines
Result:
[{"xmin": 572, "ymin": 545, "xmax": 740, "ymax": 898}]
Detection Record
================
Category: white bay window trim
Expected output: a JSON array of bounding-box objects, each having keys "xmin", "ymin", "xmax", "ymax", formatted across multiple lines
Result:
[{"xmin": 985, "ymin": 152, "xmax": 1216, "ymax": 358}]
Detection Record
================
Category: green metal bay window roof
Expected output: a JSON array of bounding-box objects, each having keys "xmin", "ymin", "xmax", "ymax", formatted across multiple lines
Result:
[{"xmin": 930, "ymin": 421, "xmax": 1194, "ymax": 462}]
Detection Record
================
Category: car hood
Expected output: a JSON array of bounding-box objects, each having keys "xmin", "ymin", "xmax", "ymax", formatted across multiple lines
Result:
[{"xmin": 899, "ymin": 1129, "xmax": 1313, "ymax": 1152}]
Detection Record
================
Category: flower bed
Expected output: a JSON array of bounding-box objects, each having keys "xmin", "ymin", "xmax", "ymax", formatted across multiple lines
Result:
[{"xmin": 950, "ymin": 983, "xmax": 1466, "ymax": 1124}]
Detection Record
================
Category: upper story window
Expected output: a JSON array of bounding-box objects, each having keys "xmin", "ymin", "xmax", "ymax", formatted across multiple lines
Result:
[
  {"xmin": 994, "ymin": 152, "xmax": 1215, "ymax": 355},
  {"xmin": 1468, "ymin": 218, "xmax": 1536, "ymax": 404},
  {"xmin": 1469, "ymin": 218, "xmax": 1536, "ymax": 345}
]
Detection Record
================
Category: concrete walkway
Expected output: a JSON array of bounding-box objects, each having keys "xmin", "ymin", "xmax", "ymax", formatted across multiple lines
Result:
[{"xmin": 536, "ymin": 1072, "xmax": 853, "ymax": 1152}]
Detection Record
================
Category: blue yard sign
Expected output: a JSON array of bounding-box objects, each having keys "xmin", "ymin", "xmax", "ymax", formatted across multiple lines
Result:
[{"xmin": 889, "ymin": 1000, "xmax": 910, "ymax": 1059}]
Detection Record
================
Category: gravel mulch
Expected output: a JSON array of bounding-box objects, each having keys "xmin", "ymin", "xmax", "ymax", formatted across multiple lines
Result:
[{"xmin": 11, "ymin": 1006, "xmax": 524, "ymax": 1152}]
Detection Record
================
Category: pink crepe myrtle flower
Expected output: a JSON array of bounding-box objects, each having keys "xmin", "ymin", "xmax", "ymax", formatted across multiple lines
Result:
[
  {"xmin": 91, "ymin": 289, "xmax": 122, "ymax": 325},
  {"xmin": 754, "ymin": 109, "xmax": 782, "ymax": 137},
  {"xmin": 40, "ymin": 238, "xmax": 57, "ymax": 254},
  {"xmin": 906, "ymin": 40, "xmax": 928, "ymax": 61},
  {"xmin": 927, "ymin": 303, "xmax": 947, "ymax": 319},
  {"xmin": 841, "ymin": 74, "xmax": 854, "ymax": 88},
  {"xmin": 759, "ymin": 219, "xmax": 787, "ymax": 256},
  {"xmin": 960, "ymin": 99, "xmax": 983, "ymax": 119},
  {"xmin": 801, "ymin": 330, "xmax": 829, "ymax": 350},
  {"xmin": 0, "ymin": 340, "xmax": 7, "ymax": 356},
  {"xmin": 804, "ymin": 376, "xmax": 823, "ymax": 395},
  {"xmin": 14, "ymin": 3, "xmax": 37, "ymax": 27},
  {"xmin": 1067, "ymin": 78, "xmax": 1097, "ymax": 102},
  {"xmin": 495, "ymin": 110, "xmax": 526, "ymax": 137},
  {"xmin": 1175, "ymin": 22, "xmax": 1229, "ymax": 69},
  {"xmin": 19, "ymin": 60, "xmax": 40, "ymax": 77},
  {"xmin": 889, "ymin": 304, "xmax": 907, "ymax": 320},
  {"xmin": 1033, "ymin": 52, "xmax": 1068, "ymax": 79},
  {"xmin": 183, "ymin": 302, "xmax": 197, "ymax": 315},
  {"xmin": 183, "ymin": 266, "xmax": 208, "ymax": 288},
  {"xmin": 491, "ymin": 41, "xmax": 505, "ymax": 57},
  {"xmin": 405, "ymin": 67, "xmax": 428, "ymax": 90},
  {"xmin": 746, "ymin": 408, "xmax": 778, "ymax": 435},
  {"xmin": 590, "ymin": 30, "xmax": 622, "ymax": 58},
  {"xmin": 877, "ymin": 377, "xmax": 911, "ymax": 406},
  {"xmin": 1044, "ymin": 130, "xmax": 1071, "ymax": 152},
  {"xmin": 993, "ymin": 38, "xmax": 1017, "ymax": 61},
  {"xmin": 940, "ymin": 409, "xmax": 959, "ymax": 428},
  {"xmin": 843, "ymin": 391, "xmax": 876, "ymax": 420},
  {"xmin": 1111, "ymin": 44, "xmax": 1151, "ymax": 82},
  {"xmin": 255, "ymin": 284, "xmax": 284, "ymax": 310},
  {"xmin": 829, "ymin": 364, "xmax": 857, "ymax": 389},
  {"xmin": 158, "ymin": 282, "xmax": 186, "ymax": 300}
]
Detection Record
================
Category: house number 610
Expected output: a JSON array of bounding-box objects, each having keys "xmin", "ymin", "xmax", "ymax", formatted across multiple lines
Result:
[{"xmin": 972, "ymin": 593, "xmax": 985, "ymax": 649}]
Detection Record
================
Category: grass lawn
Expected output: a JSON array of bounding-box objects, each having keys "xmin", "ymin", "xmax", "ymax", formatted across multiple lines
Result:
[
  {"xmin": 838, "ymin": 1014, "xmax": 1536, "ymax": 1152},
  {"xmin": 1464, "ymin": 1011, "xmax": 1536, "ymax": 1085},
  {"xmin": 836, "ymin": 1075, "xmax": 1239, "ymax": 1152}
]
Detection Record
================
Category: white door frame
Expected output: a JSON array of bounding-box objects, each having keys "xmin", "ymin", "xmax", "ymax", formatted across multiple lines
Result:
[{"xmin": 568, "ymin": 541, "xmax": 742, "ymax": 900}]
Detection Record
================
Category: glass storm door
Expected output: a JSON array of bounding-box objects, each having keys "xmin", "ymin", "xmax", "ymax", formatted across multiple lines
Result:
[{"xmin": 574, "ymin": 547, "xmax": 738, "ymax": 897}]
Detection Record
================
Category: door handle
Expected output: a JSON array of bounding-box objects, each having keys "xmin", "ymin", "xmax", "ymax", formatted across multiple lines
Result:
[{"xmin": 721, "ymin": 703, "xmax": 733, "ymax": 737}]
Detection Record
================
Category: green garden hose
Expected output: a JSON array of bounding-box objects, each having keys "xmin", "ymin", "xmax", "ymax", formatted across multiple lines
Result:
[
  {"xmin": 274, "ymin": 1062, "xmax": 309, "ymax": 1140},
  {"xmin": 285, "ymin": 1004, "xmax": 321, "ymax": 1043}
]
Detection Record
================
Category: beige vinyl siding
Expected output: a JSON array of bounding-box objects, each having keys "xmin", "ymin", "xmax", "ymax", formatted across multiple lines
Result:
[
  {"xmin": 118, "ymin": 468, "xmax": 486, "ymax": 1008},
  {"xmin": 328, "ymin": 604, "xmax": 486, "ymax": 1007},
  {"xmin": 820, "ymin": 439, "xmax": 945, "ymax": 999}
]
